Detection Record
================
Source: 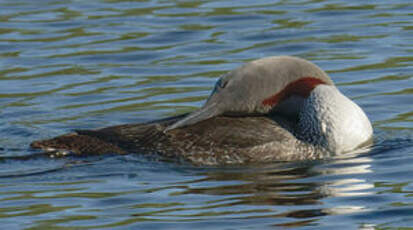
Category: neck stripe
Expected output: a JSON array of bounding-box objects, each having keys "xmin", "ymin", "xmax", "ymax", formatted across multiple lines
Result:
[{"xmin": 262, "ymin": 77, "xmax": 326, "ymax": 107}]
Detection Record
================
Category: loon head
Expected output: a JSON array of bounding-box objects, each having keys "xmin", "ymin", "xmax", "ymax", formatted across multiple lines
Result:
[
  {"xmin": 165, "ymin": 56, "xmax": 373, "ymax": 153},
  {"xmin": 166, "ymin": 56, "xmax": 334, "ymax": 130}
]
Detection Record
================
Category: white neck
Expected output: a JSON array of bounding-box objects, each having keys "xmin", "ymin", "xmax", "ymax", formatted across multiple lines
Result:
[{"xmin": 297, "ymin": 85, "xmax": 373, "ymax": 154}]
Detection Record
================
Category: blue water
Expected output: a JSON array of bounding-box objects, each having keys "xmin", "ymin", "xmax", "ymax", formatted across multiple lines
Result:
[{"xmin": 0, "ymin": 0, "xmax": 412, "ymax": 229}]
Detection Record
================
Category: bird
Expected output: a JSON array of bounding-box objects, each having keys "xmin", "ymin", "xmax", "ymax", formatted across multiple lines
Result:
[{"xmin": 31, "ymin": 56, "xmax": 373, "ymax": 165}]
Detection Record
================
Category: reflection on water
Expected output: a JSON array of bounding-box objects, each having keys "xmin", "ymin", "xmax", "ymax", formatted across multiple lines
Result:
[
  {"xmin": 2, "ymin": 149, "xmax": 412, "ymax": 229},
  {"xmin": 0, "ymin": 155, "xmax": 379, "ymax": 228},
  {"xmin": 0, "ymin": 0, "xmax": 412, "ymax": 229}
]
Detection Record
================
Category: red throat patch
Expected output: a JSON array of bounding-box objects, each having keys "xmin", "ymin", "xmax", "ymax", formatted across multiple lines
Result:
[{"xmin": 262, "ymin": 77, "xmax": 326, "ymax": 107}]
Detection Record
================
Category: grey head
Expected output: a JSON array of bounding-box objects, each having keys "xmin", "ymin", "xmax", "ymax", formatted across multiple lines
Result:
[{"xmin": 165, "ymin": 56, "xmax": 334, "ymax": 131}]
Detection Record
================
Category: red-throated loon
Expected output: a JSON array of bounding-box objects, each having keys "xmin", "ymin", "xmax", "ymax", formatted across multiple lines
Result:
[{"xmin": 31, "ymin": 56, "xmax": 373, "ymax": 165}]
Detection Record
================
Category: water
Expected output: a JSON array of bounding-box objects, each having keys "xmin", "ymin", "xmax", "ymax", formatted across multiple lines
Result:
[{"xmin": 0, "ymin": 0, "xmax": 412, "ymax": 229}]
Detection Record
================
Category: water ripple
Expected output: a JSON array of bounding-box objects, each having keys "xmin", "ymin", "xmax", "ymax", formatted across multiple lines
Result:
[{"xmin": 0, "ymin": 0, "xmax": 412, "ymax": 229}]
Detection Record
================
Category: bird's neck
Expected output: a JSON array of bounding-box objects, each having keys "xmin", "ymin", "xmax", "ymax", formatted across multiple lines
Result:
[{"xmin": 297, "ymin": 85, "xmax": 373, "ymax": 154}]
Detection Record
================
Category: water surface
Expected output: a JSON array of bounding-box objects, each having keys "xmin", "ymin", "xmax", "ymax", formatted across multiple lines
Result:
[{"xmin": 0, "ymin": 0, "xmax": 412, "ymax": 229}]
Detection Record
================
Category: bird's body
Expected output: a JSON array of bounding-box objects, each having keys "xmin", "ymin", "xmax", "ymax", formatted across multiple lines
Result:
[
  {"xmin": 31, "ymin": 56, "xmax": 373, "ymax": 165},
  {"xmin": 32, "ymin": 115, "xmax": 320, "ymax": 165}
]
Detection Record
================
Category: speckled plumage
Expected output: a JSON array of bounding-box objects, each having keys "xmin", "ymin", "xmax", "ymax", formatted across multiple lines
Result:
[{"xmin": 31, "ymin": 115, "xmax": 324, "ymax": 165}]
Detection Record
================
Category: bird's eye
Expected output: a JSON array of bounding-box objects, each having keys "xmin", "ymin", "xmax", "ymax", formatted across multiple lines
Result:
[
  {"xmin": 211, "ymin": 77, "xmax": 229, "ymax": 96},
  {"xmin": 219, "ymin": 79, "xmax": 228, "ymax": 88}
]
